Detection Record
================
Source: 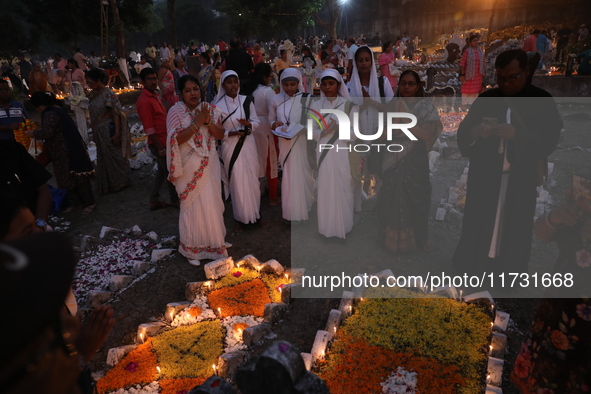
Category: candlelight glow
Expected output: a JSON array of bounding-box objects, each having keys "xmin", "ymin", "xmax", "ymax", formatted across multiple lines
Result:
[{"xmin": 156, "ymin": 366, "xmax": 161, "ymax": 374}]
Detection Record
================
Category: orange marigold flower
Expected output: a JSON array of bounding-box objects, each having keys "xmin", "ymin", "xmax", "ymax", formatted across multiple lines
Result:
[
  {"xmin": 208, "ymin": 279, "xmax": 272, "ymax": 317},
  {"xmin": 188, "ymin": 306, "xmax": 202, "ymax": 317},
  {"xmin": 550, "ymin": 330, "xmax": 570, "ymax": 350},
  {"xmin": 96, "ymin": 340, "xmax": 158, "ymax": 394},
  {"xmin": 319, "ymin": 335, "xmax": 465, "ymax": 394}
]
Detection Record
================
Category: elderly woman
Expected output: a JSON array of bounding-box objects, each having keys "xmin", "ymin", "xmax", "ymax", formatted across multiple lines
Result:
[
  {"xmin": 166, "ymin": 74, "xmax": 227, "ymax": 265},
  {"xmin": 29, "ymin": 92, "xmax": 95, "ymax": 214},
  {"xmin": 86, "ymin": 68, "xmax": 131, "ymax": 194},
  {"xmin": 214, "ymin": 70, "xmax": 263, "ymax": 231}
]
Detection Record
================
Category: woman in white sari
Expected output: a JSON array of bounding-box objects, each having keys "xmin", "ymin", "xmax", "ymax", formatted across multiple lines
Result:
[
  {"xmin": 347, "ymin": 45, "xmax": 394, "ymax": 212},
  {"xmin": 312, "ymin": 69, "xmax": 357, "ymax": 239},
  {"xmin": 269, "ymin": 68, "xmax": 315, "ymax": 222},
  {"xmin": 214, "ymin": 70, "xmax": 262, "ymax": 231},
  {"xmin": 167, "ymin": 75, "xmax": 227, "ymax": 265}
]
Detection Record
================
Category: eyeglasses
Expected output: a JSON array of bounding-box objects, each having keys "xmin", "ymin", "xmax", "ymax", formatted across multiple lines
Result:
[
  {"xmin": 399, "ymin": 81, "xmax": 418, "ymax": 87},
  {"xmin": 496, "ymin": 72, "xmax": 523, "ymax": 84}
]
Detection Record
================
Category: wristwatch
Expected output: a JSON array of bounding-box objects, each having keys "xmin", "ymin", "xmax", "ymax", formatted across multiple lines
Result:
[{"xmin": 36, "ymin": 218, "xmax": 47, "ymax": 228}]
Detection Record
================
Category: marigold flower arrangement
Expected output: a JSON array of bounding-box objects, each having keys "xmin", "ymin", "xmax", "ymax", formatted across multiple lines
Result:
[
  {"xmin": 152, "ymin": 321, "xmax": 224, "ymax": 379},
  {"xmin": 208, "ymin": 278, "xmax": 272, "ymax": 317},
  {"xmin": 97, "ymin": 261, "xmax": 289, "ymax": 393},
  {"xmin": 97, "ymin": 340, "xmax": 158, "ymax": 394},
  {"xmin": 319, "ymin": 287, "xmax": 491, "ymax": 394}
]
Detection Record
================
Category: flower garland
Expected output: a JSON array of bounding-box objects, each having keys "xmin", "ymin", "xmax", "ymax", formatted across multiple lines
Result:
[
  {"xmin": 151, "ymin": 320, "xmax": 224, "ymax": 379},
  {"xmin": 208, "ymin": 278, "xmax": 272, "ymax": 317},
  {"xmin": 97, "ymin": 340, "xmax": 158, "ymax": 394}
]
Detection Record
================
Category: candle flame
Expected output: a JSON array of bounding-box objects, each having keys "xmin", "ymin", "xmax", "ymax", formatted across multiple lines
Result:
[
  {"xmin": 285, "ymin": 273, "xmax": 289, "ymax": 280},
  {"xmin": 156, "ymin": 366, "xmax": 161, "ymax": 373}
]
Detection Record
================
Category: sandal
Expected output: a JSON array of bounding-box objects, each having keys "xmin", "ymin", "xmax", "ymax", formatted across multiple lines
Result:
[
  {"xmin": 149, "ymin": 201, "xmax": 169, "ymax": 211},
  {"xmin": 82, "ymin": 204, "xmax": 96, "ymax": 215}
]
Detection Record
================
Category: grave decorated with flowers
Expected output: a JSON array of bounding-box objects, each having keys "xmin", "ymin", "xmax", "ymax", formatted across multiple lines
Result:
[
  {"xmin": 304, "ymin": 283, "xmax": 510, "ymax": 394},
  {"xmin": 96, "ymin": 255, "xmax": 293, "ymax": 394}
]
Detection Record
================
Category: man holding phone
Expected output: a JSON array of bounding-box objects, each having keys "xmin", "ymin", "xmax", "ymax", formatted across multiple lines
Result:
[{"xmin": 452, "ymin": 49, "xmax": 563, "ymax": 276}]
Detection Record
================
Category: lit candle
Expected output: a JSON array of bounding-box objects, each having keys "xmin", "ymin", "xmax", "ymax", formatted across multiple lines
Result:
[
  {"xmin": 285, "ymin": 273, "xmax": 289, "ymax": 280},
  {"xmin": 156, "ymin": 366, "xmax": 161, "ymax": 374},
  {"xmin": 139, "ymin": 332, "xmax": 144, "ymax": 343},
  {"xmin": 217, "ymin": 307, "xmax": 222, "ymax": 318},
  {"xmin": 212, "ymin": 364, "xmax": 217, "ymax": 376},
  {"xmin": 489, "ymin": 345, "xmax": 493, "ymax": 355},
  {"xmin": 333, "ymin": 326, "xmax": 337, "ymax": 334},
  {"xmin": 170, "ymin": 311, "xmax": 174, "ymax": 321},
  {"xmin": 320, "ymin": 350, "xmax": 325, "ymax": 358},
  {"xmin": 459, "ymin": 290, "xmax": 463, "ymax": 302}
]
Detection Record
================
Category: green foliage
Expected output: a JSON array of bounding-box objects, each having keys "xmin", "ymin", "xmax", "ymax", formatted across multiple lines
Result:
[{"xmin": 221, "ymin": 0, "xmax": 324, "ymax": 38}]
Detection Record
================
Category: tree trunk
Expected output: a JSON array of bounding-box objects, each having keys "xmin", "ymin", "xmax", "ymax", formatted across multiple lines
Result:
[
  {"xmin": 168, "ymin": 0, "xmax": 178, "ymax": 48},
  {"xmin": 313, "ymin": 0, "xmax": 340, "ymax": 38},
  {"xmin": 110, "ymin": 0, "xmax": 126, "ymax": 59}
]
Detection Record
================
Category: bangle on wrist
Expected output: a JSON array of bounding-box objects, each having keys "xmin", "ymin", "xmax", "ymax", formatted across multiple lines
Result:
[{"xmin": 544, "ymin": 212, "xmax": 564, "ymax": 230}]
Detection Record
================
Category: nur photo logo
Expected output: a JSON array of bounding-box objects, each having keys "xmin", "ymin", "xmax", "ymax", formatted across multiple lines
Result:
[{"xmin": 305, "ymin": 108, "xmax": 419, "ymax": 152}]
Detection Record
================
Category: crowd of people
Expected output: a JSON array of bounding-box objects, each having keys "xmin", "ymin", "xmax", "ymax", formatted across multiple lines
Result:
[{"xmin": 0, "ymin": 20, "xmax": 590, "ymax": 392}]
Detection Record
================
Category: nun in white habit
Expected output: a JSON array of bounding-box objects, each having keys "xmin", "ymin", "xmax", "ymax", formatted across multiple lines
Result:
[
  {"xmin": 214, "ymin": 70, "xmax": 261, "ymax": 228},
  {"xmin": 269, "ymin": 68, "xmax": 315, "ymax": 222},
  {"xmin": 311, "ymin": 69, "xmax": 357, "ymax": 239}
]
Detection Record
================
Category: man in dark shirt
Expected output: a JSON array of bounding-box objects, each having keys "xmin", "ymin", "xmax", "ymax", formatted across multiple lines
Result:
[
  {"xmin": 0, "ymin": 141, "xmax": 52, "ymax": 229},
  {"xmin": 555, "ymin": 24, "xmax": 572, "ymax": 62},
  {"xmin": 17, "ymin": 54, "xmax": 32, "ymax": 90},
  {"xmin": 223, "ymin": 38, "xmax": 254, "ymax": 91},
  {"xmin": 136, "ymin": 68, "xmax": 179, "ymax": 209}
]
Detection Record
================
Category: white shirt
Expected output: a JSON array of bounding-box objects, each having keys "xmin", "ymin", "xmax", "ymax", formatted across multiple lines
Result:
[
  {"xmin": 160, "ymin": 47, "xmax": 170, "ymax": 60},
  {"xmin": 346, "ymin": 44, "xmax": 358, "ymax": 61}
]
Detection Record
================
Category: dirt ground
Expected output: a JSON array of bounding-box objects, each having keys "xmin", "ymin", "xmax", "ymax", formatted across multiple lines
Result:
[{"xmin": 37, "ymin": 98, "xmax": 590, "ymax": 393}]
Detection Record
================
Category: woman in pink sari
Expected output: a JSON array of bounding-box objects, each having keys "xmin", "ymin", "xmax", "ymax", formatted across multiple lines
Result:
[
  {"xmin": 158, "ymin": 58, "xmax": 178, "ymax": 110},
  {"xmin": 378, "ymin": 41, "xmax": 398, "ymax": 90}
]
